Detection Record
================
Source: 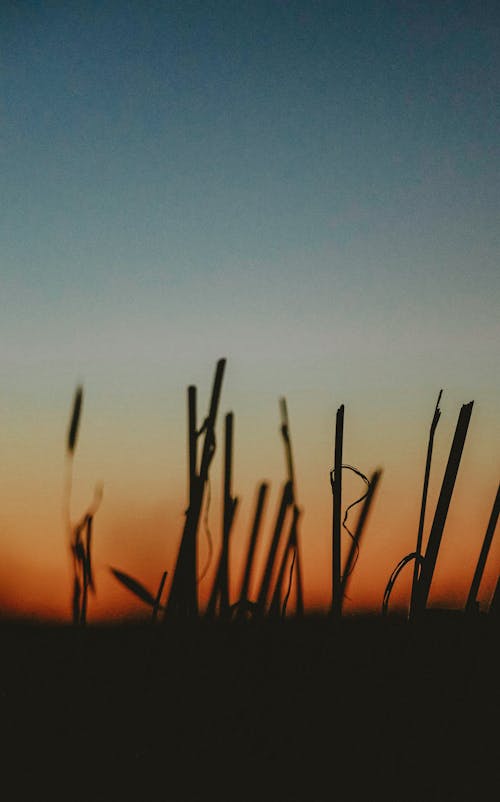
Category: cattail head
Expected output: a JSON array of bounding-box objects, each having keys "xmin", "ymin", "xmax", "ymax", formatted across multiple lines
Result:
[{"xmin": 67, "ymin": 385, "xmax": 83, "ymax": 454}]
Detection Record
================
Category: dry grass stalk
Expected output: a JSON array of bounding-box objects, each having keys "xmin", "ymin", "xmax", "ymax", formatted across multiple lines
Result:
[
  {"xmin": 413, "ymin": 401, "xmax": 474, "ymax": 615},
  {"xmin": 206, "ymin": 412, "xmax": 238, "ymax": 619},
  {"xmin": 166, "ymin": 359, "xmax": 226, "ymax": 619},
  {"xmin": 465, "ymin": 483, "xmax": 500, "ymax": 614},
  {"xmin": 331, "ymin": 405, "xmax": 344, "ymax": 617}
]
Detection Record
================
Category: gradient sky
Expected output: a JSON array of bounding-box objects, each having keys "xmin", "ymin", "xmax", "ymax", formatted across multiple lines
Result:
[{"xmin": 1, "ymin": 1, "xmax": 499, "ymax": 621}]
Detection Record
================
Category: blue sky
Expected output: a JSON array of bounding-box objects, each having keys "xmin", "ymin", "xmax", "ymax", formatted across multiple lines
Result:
[
  {"xmin": 2, "ymin": 2, "xmax": 498, "ymax": 401},
  {"xmin": 2, "ymin": 0, "xmax": 499, "ymax": 424},
  {"xmin": 3, "ymin": 3, "xmax": 498, "ymax": 301}
]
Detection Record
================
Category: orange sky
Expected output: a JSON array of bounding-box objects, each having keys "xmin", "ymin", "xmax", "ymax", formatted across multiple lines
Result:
[{"xmin": 1, "ymin": 372, "xmax": 498, "ymax": 623}]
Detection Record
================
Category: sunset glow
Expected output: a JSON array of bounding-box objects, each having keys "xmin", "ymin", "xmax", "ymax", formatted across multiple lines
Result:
[
  {"xmin": 1, "ymin": 2, "xmax": 498, "ymax": 623},
  {"xmin": 0, "ymin": 368, "xmax": 497, "ymax": 622}
]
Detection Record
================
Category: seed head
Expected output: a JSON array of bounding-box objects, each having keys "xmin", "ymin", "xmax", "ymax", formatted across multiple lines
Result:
[{"xmin": 67, "ymin": 385, "xmax": 83, "ymax": 454}]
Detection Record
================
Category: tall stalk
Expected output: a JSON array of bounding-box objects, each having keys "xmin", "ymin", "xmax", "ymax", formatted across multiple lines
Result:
[
  {"xmin": 409, "ymin": 391, "xmax": 442, "ymax": 620},
  {"xmin": 413, "ymin": 401, "xmax": 474, "ymax": 616},
  {"xmin": 331, "ymin": 405, "xmax": 344, "ymax": 617},
  {"xmin": 255, "ymin": 481, "xmax": 293, "ymax": 616},
  {"xmin": 236, "ymin": 482, "xmax": 268, "ymax": 619},
  {"xmin": 465, "ymin": 483, "xmax": 500, "ymax": 614},
  {"xmin": 165, "ymin": 359, "xmax": 226, "ymax": 619},
  {"xmin": 206, "ymin": 412, "xmax": 238, "ymax": 619},
  {"xmin": 340, "ymin": 470, "xmax": 381, "ymax": 612},
  {"xmin": 268, "ymin": 399, "xmax": 304, "ymax": 617}
]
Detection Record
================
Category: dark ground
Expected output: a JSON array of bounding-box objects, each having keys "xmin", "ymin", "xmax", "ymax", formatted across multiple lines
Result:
[{"xmin": 1, "ymin": 613, "xmax": 498, "ymax": 801}]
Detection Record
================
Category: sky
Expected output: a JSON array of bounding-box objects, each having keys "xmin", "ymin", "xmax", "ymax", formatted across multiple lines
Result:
[{"xmin": 1, "ymin": 1, "xmax": 499, "ymax": 621}]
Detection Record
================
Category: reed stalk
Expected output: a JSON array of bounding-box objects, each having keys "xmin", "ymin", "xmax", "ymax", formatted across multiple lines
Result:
[
  {"xmin": 409, "ymin": 391, "xmax": 442, "ymax": 620},
  {"xmin": 255, "ymin": 480, "xmax": 293, "ymax": 616},
  {"xmin": 489, "ymin": 576, "xmax": 500, "ymax": 617},
  {"xmin": 206, "ymin": 412, "xmax": 238, "ymax": 619},
  {"xmin": 268, "ymin": 505, "xmax": 300, "ymax": 617},
  {"xmin": 465, "ymin": 483, "xmax": 500, "ymax": 614},
  {"xmin": 269, "ymin": 399, "xmax": 304, "ymax": 617},
  {"xmin": 152, "ymin": 571, "xmax": 168, "ymax": 622},
  {"xmin": 165, "ymin": 359, "xmax": 226, "ymax": 619},
  {"xmin": 340, "ymin": 470, "xmax": 381, "ymax": 611},
  {"xmin": 234, "ymin": 482, "xmax": 268, "ymax": 619},
  {"xmin": 331, "ymin": 405, "xmax": 344, "ymax": 617},
  {"xmin": 413, "ymin": 401, "xmax": 474, "ymax": 615}
]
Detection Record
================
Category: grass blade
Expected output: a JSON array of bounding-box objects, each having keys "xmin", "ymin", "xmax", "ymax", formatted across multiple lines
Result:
[
  {"xmin": 465, "ymin": 483, "xmax": 500, "ymax": 614},
  {"xmin": 152, "ymin": 571, "xmax": 168, "ymax": 622},
  {"xmin": 409, "ymin": 390, "xmax": 443, "ymax": 619},
  {"xmin": 340, "ymin": 469, "xmax": 382, "ymax": 610},
  {"xmin": 414, "ymin": 401, "xmax": 474, "ymax": 615},
  {"xmin": 110, "ymin": 567, "xmax": 157, "ymax": 608},
  {"xmin": 256, "ymin": 480, "xmax": 293, "ymax": 615},
  {"xmin": 237, "ymin": 482, "xmax": 268, "ymax": 611},
  {"xmin": 332, "ymin": 405, "xmax": 344, "ymax": 617}
]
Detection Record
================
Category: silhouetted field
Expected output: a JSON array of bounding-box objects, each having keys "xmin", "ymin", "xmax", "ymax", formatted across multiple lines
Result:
[
  {"xmin": 2, "ymin": 365, "xmax": 497, "ymax": 800},
  {"xmin": 1, "ymin": 614, "xmax": 497, "ymax": 801}
]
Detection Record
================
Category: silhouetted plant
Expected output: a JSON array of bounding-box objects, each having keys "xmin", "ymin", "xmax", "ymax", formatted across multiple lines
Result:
[
  {"xmin": 110, "ymin": 567, "xmax": 168, "ymax": 621},
  {"xmin": 166, "ymin": 359, "xmax": 226, "ymax": 619},
  {"xmin": 233, "ymin": 482, "xmax": 268, "ymax": 620},
  {"xmin": 206, "ymin": 412, "xmax": 238, "ymax": 620},
  {"xmin": 489, "ymin": 576, "xmax": 500, "ymax": 617},
  {"xmin": 65, "ymin": 385, "xmax": 102, "ymax": 625},
  {"xmin": 255, "ymin": 480, "xmax": 293, "ymax": 616},
  {"xmin": 329, "ymin": 404, "xmax": 380, "ymax": 616},
  {"xmin": 340, "ymin": 469, "xmax": 381, "ymax": 611},
  {"xmin": 331, "ymin": 404, "xmax": 344, "ymax": 617},
  {"xmin": 269, "ymin": 398, "xmax": 303, "ymax": 618},
  {"xmin": 384, "ymin": 397, "xmax": 474, "ymax": 617},
  {"xmin": 58, "ymin": 364, "xmax": 492, "ymax": 627},
  {"xmin": 465, "ymin": 483, "xmax": 499, "ymax": 614},
  {"xmin": 412, "ymin": 400, "xmax": 473, "ymax": 616}
]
